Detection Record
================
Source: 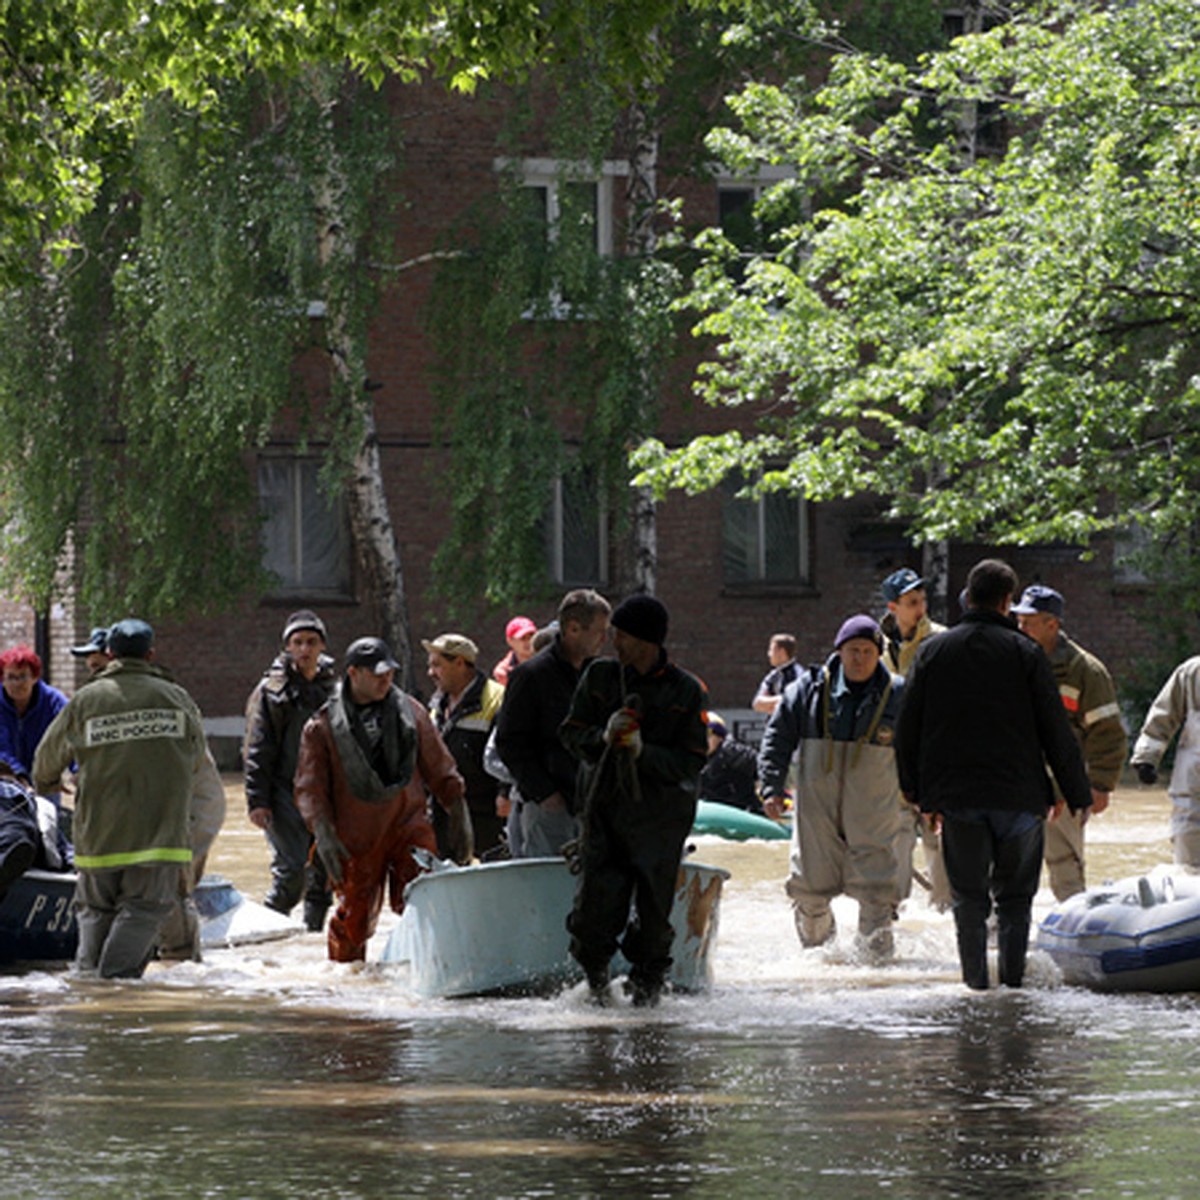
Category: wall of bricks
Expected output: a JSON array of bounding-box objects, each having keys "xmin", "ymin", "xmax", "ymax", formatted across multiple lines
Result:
[{"xmin": 0, "ymin": 76, "xmax": 1184, "ymax": 734}]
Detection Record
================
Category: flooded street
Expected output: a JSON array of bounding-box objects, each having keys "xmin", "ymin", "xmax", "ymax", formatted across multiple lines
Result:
[{"xmin": 3, "ymin": 784, "xmax": 1200, "ymax": 1198}]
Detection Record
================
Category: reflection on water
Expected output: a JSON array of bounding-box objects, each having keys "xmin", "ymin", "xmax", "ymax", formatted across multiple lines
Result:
[{"xmin": 3, "ymin": 786, "xmax": 1200, "ymax": 1198}]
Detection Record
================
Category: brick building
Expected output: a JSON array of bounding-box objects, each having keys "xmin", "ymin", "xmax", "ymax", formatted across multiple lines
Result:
[{"xmin": 2, "ymin": 76, "xmax": 1172, "ymax": 743}]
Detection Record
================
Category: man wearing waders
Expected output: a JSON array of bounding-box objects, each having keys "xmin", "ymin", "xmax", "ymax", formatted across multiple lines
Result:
[
  {"xmin": 560, "ymin": 594, "xmax": 706, "ymax": 1007},
  {"xmin": 759, "ymin": 614, "xmax": 905, "ymax": 961}
]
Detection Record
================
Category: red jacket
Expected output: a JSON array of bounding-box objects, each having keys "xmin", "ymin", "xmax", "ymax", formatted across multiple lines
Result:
[{"xmin": 294, "ymin": 694, "xmax": 464, "ymax": 854}]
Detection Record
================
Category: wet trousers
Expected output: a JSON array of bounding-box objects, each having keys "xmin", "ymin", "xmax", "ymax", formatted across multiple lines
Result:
[
  {"xmin": 941, "ymin": 809, "xmax": 1044, "ymax": 990},
  {"xmin": 326, "ymin": 811, "xmax": 437, "ymax": 962},
  {"xmin": 1168, "ymin": 791, "xmax": 1200, "ymax": 868},
  {"xmin": 75, "ymin": 863, "xmax": 178, "ymax": 978},
  {"xmin": 786, "ymin": 785, "xmax": 902, "ymax": 946},
  {"xmin": 262, "ymin": 793, "xmax": 328, "ymax": 922},
  {"xmin": 567, "ymin": 799, "xmax": 692, "ymax": 990}
]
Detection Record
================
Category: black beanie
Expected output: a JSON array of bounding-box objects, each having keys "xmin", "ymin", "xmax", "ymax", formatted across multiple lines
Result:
[{"xmin": 611, "ymin": 594, "xmax": 669, "ymax": 645}]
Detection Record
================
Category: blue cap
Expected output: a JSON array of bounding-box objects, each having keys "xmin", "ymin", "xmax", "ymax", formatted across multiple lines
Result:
[
  {"xmin": 1011, "ymin": 585, "xmax": 1064, "ymax": 618},
  {"xmin": 70, "ymin": 627, "xmax": 108, "ymax": 657},
  {"xmin": 107, "ymin": 619, "xmax": 155, "ymax": 659},
  {"xmin": 881, "ymin": 568, "xmax": 925, "ymax": 602}
]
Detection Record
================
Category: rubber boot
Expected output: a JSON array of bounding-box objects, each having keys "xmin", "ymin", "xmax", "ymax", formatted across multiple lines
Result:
[
  {"xmin": 795, "ymin": 905, "xmax": 836, "ymax": 948},
  {"xmin": 955, "ymin": 914, "xmax": 989, "ymax": 990}
]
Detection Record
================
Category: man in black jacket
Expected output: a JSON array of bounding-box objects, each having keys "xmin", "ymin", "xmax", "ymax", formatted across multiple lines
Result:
[
  {"xmin": 494, "ymin": 589, "xmax": 611, "ymax": 858},
  {"xmin": 896, "ymin": 559, "xmax": 1092, "ymax": 989}
]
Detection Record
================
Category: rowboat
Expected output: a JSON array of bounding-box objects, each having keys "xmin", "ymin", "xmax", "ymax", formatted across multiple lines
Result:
[
  {"xmin": 1036, "ymin": 865, "xmax": 1200, "ymax": 992},
  {"xmin": 382, "ymin": 854, "xmax": 730, "ymax": 999},
  {"xmin": 0, "ymin": 869, "xmax": 302, "ymax": 966}
]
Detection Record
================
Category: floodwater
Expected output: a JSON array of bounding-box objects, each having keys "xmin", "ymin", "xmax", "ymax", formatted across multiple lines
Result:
[{"xmin": 3, "ymin": 785, "xmax": 1200, "ymax": 1199}]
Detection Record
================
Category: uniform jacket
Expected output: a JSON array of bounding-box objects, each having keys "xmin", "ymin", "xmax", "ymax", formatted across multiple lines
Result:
[
  {"xmin": 495, "ymin": 635, "xmax": 595, "ymax": 809},
  {"xmin": 1049, "ymin": 632, "xmax": 1126, "ymax": 793},
  {"xmin": 895, "ymin": 609, "xmax": 1092, "ymax": 816},
  {"xmin": 881, "ymin": 613, "xmax": 946, "ymax": 676},
  {"xmin": 1132, "ymin": 655, "xmax": 1200, "ymax": 796},
  {"xmin": 32, "ymin": 658, "xmax": 206, "ymax": 870},
  {"xmin": 0, "ymin": 678, "xmax": 68, "ymax": 777},
  {"xmin": 559, "ymin": 651, "xmax": 707, "ymax": 818},
  {"xmin": 752, "ymin": 659, "xmax": 800, "ymax": 707},
  {"xmin": 294, "ymin": 687, "xmax": 464, "ymax": 857},
  {"xmin": 243, "ymin": 651, "xmax": 337, "ymax": 813},
  {"xmin": 758, "ymin": 655, "xmax": 904, "ymax": 815},
  {"xmin": 430, "ymin": 670, "xmax": 505, "ymax": 816}
]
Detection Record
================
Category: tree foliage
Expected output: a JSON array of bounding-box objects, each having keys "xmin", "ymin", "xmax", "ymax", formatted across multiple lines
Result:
[{"xmin": 634, "ymin": 0, "xmax": 1200, "ymax": 562}]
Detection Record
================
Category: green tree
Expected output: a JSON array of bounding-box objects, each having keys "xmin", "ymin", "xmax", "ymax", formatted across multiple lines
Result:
[{"xmin": 634, "ymin": 0, "xmax": 1200, "ymax": 582}]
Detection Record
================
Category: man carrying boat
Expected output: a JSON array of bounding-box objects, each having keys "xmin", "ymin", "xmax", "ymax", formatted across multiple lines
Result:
[
  {"xmin": 294, "ymin": 636, "xmax": 471, "ymax": 962},
  {"xmin": 560, "ymin": 594, "xmax": 706, "ymax": 1007},
  {"xmin": 33, "ymin": 619, "xmax": 208, "ymax": 978}
]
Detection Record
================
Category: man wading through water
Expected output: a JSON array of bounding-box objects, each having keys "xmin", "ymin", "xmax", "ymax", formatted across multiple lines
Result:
[{"xmin": 560, "ymin": 595, "xmax": 706, "ymax": 1007}]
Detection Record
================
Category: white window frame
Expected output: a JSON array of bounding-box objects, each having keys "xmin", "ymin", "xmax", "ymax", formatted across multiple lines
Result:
[{"xmin": 495, "ymin": 157, "xmax": 629, "ymax": 318}]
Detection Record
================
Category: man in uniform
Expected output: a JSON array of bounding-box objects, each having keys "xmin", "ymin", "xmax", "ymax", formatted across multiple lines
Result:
[
  {"xmin": 751, "ymin": 634, "xmax": 800, "ymax": 715},
  {"xmin": 243, "ymin": 610, "xmax": 338, "ymax": 929},
  {"xmin": 33, "ymin": 619, "xmax": 207, "ymax": 978},
  {"xmin": 560, "ymin": 594, "xmax": 706, "ymax": 1006},
  {"xmin": 1012, "ymin": 584, "xmax": 1126, "ymax": 899},
  {"xmin": 1131, "ymin": 655, "xmax": 1200, "ymax": 868}
]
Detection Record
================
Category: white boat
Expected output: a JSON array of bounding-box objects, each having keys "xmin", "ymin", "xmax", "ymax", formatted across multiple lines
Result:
[
  {"xmin": 382, "ymin": 854, "xmax": 730, "ymax": 999},
  {"xmin": 1036, "ymin": 865, "xmax": 1200, "ymax": 992},
  {"xmin": 0, "ymin": 870, "xmax": 302, "ymax": 965}
]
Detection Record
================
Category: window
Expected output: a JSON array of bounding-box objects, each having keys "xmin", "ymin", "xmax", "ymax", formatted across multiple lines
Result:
[
  {"xmin": 258, "ymin": 457, "xmax": 352, "ymax": 597},
  {"xmin": 721, "ymin": 473, "xmax": 810, "ymax": 586},
  {"xmin": 716, "ymin": 168, "xmax": 805, "ymax": 288},
  {"xmin": 543, "ymin": 468, "xmax": 608, "ymax": 586},
  {"xmin": 496, "ymin": 157, "xmax": 627, "ymax": 315}
]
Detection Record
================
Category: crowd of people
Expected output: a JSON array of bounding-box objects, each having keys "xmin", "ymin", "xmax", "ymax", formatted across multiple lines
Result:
[{"xmin": 6, "ymin": 556, "xmax": 1200, "ymax": 997}]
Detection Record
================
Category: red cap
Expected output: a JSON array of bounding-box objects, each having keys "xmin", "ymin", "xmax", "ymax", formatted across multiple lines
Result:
[{"xmin": 505, "ymin": 616, "xmax": 537, "ymax": 640}]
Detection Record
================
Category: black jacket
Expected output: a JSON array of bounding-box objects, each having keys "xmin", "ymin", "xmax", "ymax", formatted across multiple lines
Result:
[
  {"xmin": 895, "ymin": 608, "xmax": 1091, "ymax": 816},
  {"xmin": 494, "ymin": 636, "xmax": 591, "ymax": 809}
]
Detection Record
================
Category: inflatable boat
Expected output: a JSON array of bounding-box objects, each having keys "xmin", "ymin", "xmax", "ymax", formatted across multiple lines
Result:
[
  {"xmin": 692, "ymin": 799, "xmax": 790, "ymax": 842},
  {"xmin": 382, "ymin": 853, "xmax": 729, "ymax": 998},
  {"xmin": 0, "ymin": 869, "xmax": 302, "ymax": 965},
  {"xmin": 1036, "ymin": 865, "xmax": 1200, "ymax": 992}
]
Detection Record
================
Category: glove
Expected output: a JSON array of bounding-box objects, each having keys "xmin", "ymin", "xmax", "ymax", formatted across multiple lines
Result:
[
  {"xmin": 604, "ymin": 708, "xmax": 642, "ymax": 755},
  {"xmin": 312, "ymin": 817, "xmax": 349, "ymax": 887},
  {"xmin": 1136, "ymin": 761, "xmax": 1158, "ymax": 786},
  {"xmin": 445, "ymin": 796, "xmax": 475, "ymax": 865}
]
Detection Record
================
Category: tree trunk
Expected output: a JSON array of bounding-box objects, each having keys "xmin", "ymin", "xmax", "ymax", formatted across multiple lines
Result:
[
  {"xmin": 625, "ymin": 95, "xmax": 659, "ymax": 596},
  {"xmin": 312, "ymin": 79, "xmax": 415, "ymax": 689}
]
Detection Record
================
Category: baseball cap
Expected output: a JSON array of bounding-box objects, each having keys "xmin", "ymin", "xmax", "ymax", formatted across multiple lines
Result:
[
  {"xmin": 107, "ymin": 619, "xmax": 154, "ymax": 659},
  {"xmin": 70, "ymin": 627, "xmax": 109, "ymax": 657},
  {"xmin": 344, "ymin": 637, "xmax": 401, "ymax": 675},
  {"xmin": 421, "ymin": 633, "xmax": 479, "ymax": 664},
  {"xmin": 505, "ymin": 616, "xmax": 537, "ymax": 641},
  {"xmin": 881, "ymin": 568, "xmax": 926, "ymax": 602},
  {"xmin": 1011, "ymin": 585, "xmax": 1064, "ymax": 618}
]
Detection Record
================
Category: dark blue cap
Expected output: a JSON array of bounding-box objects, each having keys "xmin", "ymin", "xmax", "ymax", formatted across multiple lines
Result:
[
  {"xmin": 881, "ymin": 568, "xmax": 925, "ymax": 602},
  {"xmin": 1011, "ymin": 585, "xmax": 1064, "ymax": 618},
  {"xmin": 107, "ymin": 619, "xmax": 154, "ymax": 659}
]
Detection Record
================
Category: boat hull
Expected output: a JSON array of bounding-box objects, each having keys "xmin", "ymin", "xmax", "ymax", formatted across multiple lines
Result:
[
  {"xmin": 383, "ymin": 856, "xmax": 729, "ymax": 999},
  {"xmin": 0, "ymin": 870, "xmax": 301, "ymax": 965},
  {"xmin": 1036, "ymin": 866, "xmax": 1200, "ymax": 992}
]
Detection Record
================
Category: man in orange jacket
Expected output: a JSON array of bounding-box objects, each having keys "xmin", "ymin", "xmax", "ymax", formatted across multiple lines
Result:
[{"xmin": 294, "ymin": 637, "xmax": 471, "ymax": 962}]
